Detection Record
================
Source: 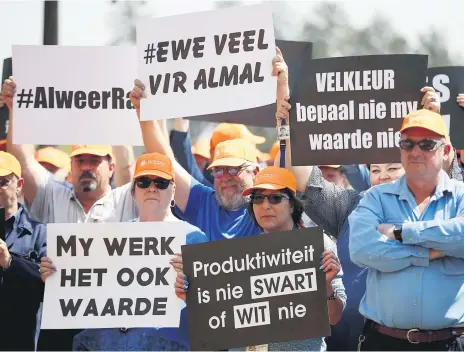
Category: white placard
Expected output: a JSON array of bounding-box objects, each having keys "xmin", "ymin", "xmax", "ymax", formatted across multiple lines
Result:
[
  {"xmin": 41, "ymin": 221, "xmax": 190, "ymax": 329},
  {"xmin": 136, "ymin": 4, "xmax": 276, "ymax": 120},
  {"xmin": 12, "ymin": 45, "xmax": 143, "ymax": 145}
]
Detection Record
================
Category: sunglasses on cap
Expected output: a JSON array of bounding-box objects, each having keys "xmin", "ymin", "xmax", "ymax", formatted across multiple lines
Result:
[
  {"xmin": 136, "ymin": 177, "xmax": 172, "ymax": 190},
  {"xmin": 250, "ymin": 193, "xmax": 290, "ymax": 205},
  {"xmin": 399, "ymin": 139, "xmax": 445, "ymax": 152},
  {"xmin": 210, "ymin": 165, "xmax": 247, "ymax": 178}
]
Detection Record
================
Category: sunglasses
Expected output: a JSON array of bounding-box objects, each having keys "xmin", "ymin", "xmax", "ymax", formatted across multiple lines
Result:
[
  {"xmin": 211, "ymin": 165, "xmax": 246, "ymax": 178},
  {"xmin": 136, "ymin": 177, "xmax": 171, "ymax": 190},
  {"xmin": 250, "ymin": 193, "xmax": 290, "ymax": 205},
  {"xmin": 399, "ymin": 139, "xmax": 445, "ymax": 152}
]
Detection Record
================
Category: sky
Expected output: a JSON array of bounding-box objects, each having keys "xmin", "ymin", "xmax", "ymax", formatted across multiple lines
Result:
[{"xmin": 0, "ymin": 0, "xmax": 464, "ymax": 68}]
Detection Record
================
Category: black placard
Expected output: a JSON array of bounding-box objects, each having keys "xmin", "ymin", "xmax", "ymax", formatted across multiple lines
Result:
[
  {"xmin": 427, "ymin": 66, "xmax": 464, "ymax": 149},
  {"xmin": 0, "ymin": 58, "xmax": 12, "ymax": 141},
  {"xmin": 289, "ymin": 54, "xmax": 428, "ymax": 165},
  {"xmin": 182, "ymin": 227, "xmax": 329, "ymax": 351},
  {"xmin": 187, "ymin": 39, "xmax": 312, "ymax": 127}
]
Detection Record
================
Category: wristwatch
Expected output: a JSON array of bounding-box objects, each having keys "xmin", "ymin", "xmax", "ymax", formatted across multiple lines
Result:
[
  {"xmin": 393, "ymin": 225, "xmax": 403, "ymax": 243},
  {"xmin": 328, "ymin": 292, "xmax": 337, "ymax": 301}
]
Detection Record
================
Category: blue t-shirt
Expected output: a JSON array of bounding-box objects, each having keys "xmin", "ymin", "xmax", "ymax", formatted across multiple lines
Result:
[
  {"xmin": 182, "ymin": 180, "xmax": 261, "ymax": 241},
  {"xmin": 72, "ymin": 224, "xmax": 208, "ymax": 351}
]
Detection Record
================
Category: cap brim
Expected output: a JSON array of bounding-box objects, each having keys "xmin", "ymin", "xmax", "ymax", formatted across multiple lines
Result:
[
  {"xmin": 207, "ymin": 157, "xmax": 249, "ymax": 170},
  {"xmin": 0, "ymin": 168, "xmax": 14, "ymax": 177},
  {"xmin": 242, "ymin": 183, "xmax": 293, "ymax": 196},
  {"xmin": 399, "ymin": 125, "xmax": 446, "ymax": 137},
  {"xmin": 133, "ymin": 170, "xmax": 174, "ymax": 180},
  {"xmin": 69, "ymin": 149, "xmax": 111, "ymax": 158}
]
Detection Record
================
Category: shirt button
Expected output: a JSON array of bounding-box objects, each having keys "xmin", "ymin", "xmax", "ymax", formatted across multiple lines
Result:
[
  {"xmin": 409, "ymin": 237, "xmax": 413, "ymax": 241},
  {"xmin": 418, "ymin": 258, "xmax": 423, "ymax": 262},
  {"xmin": 416, "ymin": 274, "xmax": 420, "ymax": 279},
  {"xmin": 413, "ymin": 300, "xmax": 418, "ymax": 305},
  {"xmin": 419, "ymin": 251, "xmax": 423, "ymax": 255}
]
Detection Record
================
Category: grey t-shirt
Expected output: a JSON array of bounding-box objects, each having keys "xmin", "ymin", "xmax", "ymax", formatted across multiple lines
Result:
[{"xmin": 30, "ymin": 172, "xmax": 138, "ymax": 224}]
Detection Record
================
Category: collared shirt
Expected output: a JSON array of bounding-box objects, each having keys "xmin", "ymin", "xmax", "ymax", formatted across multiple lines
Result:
[
  {"xmin": 0, "ymin": 204, "xmax": 46, "ymax": 351},
  {"xmin": 349, "ymin": 170, "xmax": 464, "ymax": 330},
  {"xmin": 30, "ymin": 171, "xmax": 138, "ymax": 224}
]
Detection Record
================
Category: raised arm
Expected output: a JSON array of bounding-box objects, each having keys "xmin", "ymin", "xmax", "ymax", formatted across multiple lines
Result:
[
  {"xmin": 170, "ymin": 118, "xmax": 213, "ymax": 187},
  {"xmin": 112, "ymin": 145, "xmax": 135, "ymax": 187},
  {"xmin": 129, "ymin": 80, "xmax": 193, "ymax": 213},
  {"xmin": 2, "ymin": 77, "xmax": 47, "ymax": 205}
]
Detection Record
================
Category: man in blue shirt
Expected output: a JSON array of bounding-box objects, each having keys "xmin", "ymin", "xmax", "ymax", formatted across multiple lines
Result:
[
  {"xmin": 349, "ymin": 109, "xmax": 464, "ymax": 351},
  {"xmin": 0, "ymin": 151, "xmax": 46, "ymax": 351},
  {"xmin": 130, "ymin": 48, "xmax": 289, "ymax": 241}
]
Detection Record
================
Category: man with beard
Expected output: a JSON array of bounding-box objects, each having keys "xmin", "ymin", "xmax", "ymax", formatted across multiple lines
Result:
[
  {"xmin": 0, "ymin": 151, "xmax": 46, "ymax": 351},
  {"xmin": 129, "ymin": 49, "xmax": 288, "ymax": 241}
]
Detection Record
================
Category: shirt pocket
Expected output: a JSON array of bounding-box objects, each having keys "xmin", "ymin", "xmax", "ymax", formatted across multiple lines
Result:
[{"xmin": 440, "ymin": 257, "xmax": 464, "ymax": 276}]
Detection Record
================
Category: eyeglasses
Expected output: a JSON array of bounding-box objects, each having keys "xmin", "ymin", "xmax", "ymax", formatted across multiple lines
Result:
[
  {"xmin": 136, "ymin": 177, "xmax": 171, "ymax": 190},
  {"xmin": 250, "ymin": 193, "xmax": 290, "ymax": 205},
  {"xmin": 399, "ymin": 139, "xmax": 445, "ymax": 152},
  {"xmin": 211, "ymin": 165, "xmax": 247, "ymax": 178}
]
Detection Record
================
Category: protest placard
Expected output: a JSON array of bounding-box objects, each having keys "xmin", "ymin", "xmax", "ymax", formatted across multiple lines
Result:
[
  {"xmin": 182, "ymin": 227, "xmax": 329, "ymax": 351},
  {"xmin": 187, "ymin": 40, "xmax": 313, "ymax": 127},
  {"xmin": 289, "ymin": 54, "xmax": 428, "ymax": 166},
  {"xmin": 427, "ymin": 66, "xmax": 464, "ymax": 149},
  {"xmin": 12, "ymin": 46, "xmax": 143, "ymax": 145},
  {"xmin": 137, "ymin": 3, "xmax": 276, "ymax": 121},
  {"xmin": 41, "ymin": 221, "xmax": 189, "ymax": 329}
]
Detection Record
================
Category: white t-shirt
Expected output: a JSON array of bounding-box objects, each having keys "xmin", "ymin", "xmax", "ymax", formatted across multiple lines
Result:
[{"xmin": 30, "ymin": 172, "xmax": 138, "ymax": 224}]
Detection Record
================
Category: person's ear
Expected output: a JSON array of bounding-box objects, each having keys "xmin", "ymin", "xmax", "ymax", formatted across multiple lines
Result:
[
  {"xmin": 108, "ymin": 161, "xmax": 115, "ymax": 178},
  {"xmin": 443, "ymin": 144, "xmax": 452, "ymax": 160},
  {"xmin": 16, "ymin": 177, "xmax": 24, "ymax": 196}
]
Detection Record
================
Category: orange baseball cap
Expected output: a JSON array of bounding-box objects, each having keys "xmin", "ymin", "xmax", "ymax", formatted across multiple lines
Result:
[
  {"xmin": 242, "ymin": 166, "xmax": 296, "ymax": 196},
  {"xmin": 69, "ymin": 145, "xmax": 113, "ymax": 158},
  {"xmin": 35, "ymin": 147, "xmax": 71, "ymax": 171},
  {"xmin": 134, "ymin": 152, "xmax": 175, "ymax": 181},
  {"xmin": 0, "ymin": 151, "xmax": 21, "ymax": 178},
  {"xmin": 191, "ymin": 140, "xmax": 211, "ymax": 160},
  {"xmin": 400, "ymin": 109, "xmax": 448, "ymax": 137},
  {"xmin": 210, "ymin": 123, "xmax": 266, "ymax": 150},
  {"xmin": 207, "ymin": 139, "xmax": 258, "ymax": 170}
]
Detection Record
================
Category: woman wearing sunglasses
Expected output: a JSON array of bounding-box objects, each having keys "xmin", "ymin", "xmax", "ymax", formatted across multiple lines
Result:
[
  {"xmin": 172, "ymin": 166, "xmax": 346, "ymax": 351},
  {"xmin": 39, "ymin": 152, "xmax": 208, "ymax": 351}
]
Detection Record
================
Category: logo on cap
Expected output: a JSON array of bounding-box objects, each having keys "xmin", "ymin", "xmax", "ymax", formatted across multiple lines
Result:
[
  {"xmin": 140, "ymin": 159, "xmax": 166, "ymax": 167},
  {"xmin": 257, "ymin": 173, "xmax": 275, "ymax": 180}
]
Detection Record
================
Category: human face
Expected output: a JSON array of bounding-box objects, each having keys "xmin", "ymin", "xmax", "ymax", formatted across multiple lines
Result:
[
  {"xmin": 252, "ymin": 189, "xmax": 293, "ymax": 233},
  {"xmin": 71, "ymin": 154, "xmax": 114, "ymax": 193},
  {"xmin": 320, "ymin": 167, "xmax": 345, "ymax": 188},
  {"xmin": 369, "ymin": 163, "xmax": 404, "ymax": 186},
  {"xmin": 134, "ymin": 176, "xmax": 175, "ymax": 219},
  {"xmin": 213, "ymin": 163, "xmax": 256, "ymax": 211},
  {"xmin": 0, "ymin": 173, "xmax": 23, "ymax": 210},
  {"xmin": 400, "ymin": 128, "xmax": 450, "ymax": 180}
]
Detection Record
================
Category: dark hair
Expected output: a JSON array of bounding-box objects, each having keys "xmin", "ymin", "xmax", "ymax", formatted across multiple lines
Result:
[{"xmin": 247, "ymin": 188, "xmax": 304, "ymax": 231}]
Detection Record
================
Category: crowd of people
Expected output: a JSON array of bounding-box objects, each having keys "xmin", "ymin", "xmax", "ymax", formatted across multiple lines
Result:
[{"xmin": 0, "ymin": 46, "xmax": 463, "ymax": 352}]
